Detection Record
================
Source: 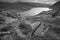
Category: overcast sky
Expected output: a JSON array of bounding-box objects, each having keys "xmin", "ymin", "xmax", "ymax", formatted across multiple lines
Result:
[{"xmin": 0, "ymin": 0, "xmax": 59, "ymax": 4}]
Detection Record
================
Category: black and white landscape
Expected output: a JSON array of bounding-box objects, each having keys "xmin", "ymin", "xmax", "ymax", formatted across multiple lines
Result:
[{"xmin": 0, "ymin": 1, "xmax": 60, "ymax": 40}]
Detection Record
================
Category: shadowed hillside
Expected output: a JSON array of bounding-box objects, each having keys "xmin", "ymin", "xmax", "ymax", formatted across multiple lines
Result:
[{"xmin": 50, "ymin": 1, "xmax": 60, "ymax": 10}]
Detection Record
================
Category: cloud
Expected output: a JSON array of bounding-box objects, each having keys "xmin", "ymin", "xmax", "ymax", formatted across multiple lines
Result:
[
  {"xmin": 0, "ymin": 0, "xmax": 59, "ymax": 4},
  {"xmin": 19, "ymin": 0, "xmax": 58, "ymax": 4},
  {"xmin": 0, "ymin": 0, "xmax": 19, "ymax": 2}
]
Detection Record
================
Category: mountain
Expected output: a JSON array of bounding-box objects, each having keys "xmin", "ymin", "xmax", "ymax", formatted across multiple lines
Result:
[
  {"xmin": 0, "ymin": 2, "xmax": 50, "ymax": 11},
  {"xmin": 50, "ymin": 1, "xmax": 60, "ymax": 10}
]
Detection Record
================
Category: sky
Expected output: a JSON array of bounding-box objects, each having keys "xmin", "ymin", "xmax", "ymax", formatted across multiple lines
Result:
[{"xmin": 0, "ymin": 0, "xmax": 59, "ymax": 4}]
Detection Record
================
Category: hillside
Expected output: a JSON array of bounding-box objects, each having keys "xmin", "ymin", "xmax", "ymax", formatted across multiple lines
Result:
[{"xmin": 0, "ymin": 2, "xmax": 50, "ymax": 11}]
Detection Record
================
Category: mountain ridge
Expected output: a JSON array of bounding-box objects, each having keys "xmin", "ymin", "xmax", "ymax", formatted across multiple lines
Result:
[{"xmin": 0, "ymin": 2, "xmax": 50, "ymax": 11}]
